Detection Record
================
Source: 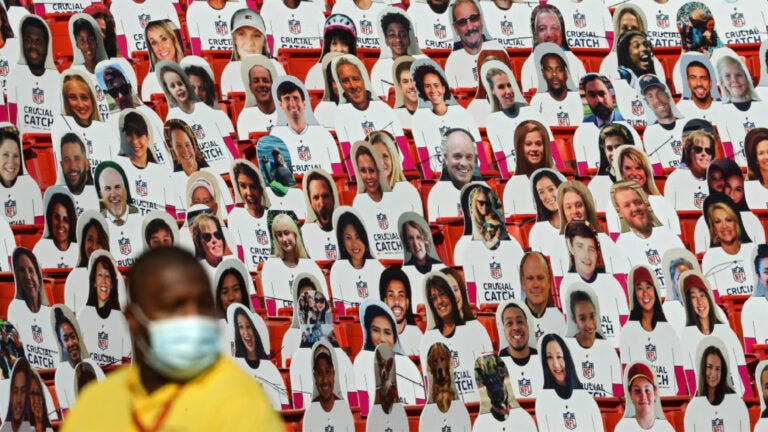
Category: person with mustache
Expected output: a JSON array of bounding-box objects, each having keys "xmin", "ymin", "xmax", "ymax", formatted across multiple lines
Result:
[
  {"xmin": 496, "ymin": 300, "xmax": 544, "ymax": 399},
  {"xmin": 58, "ymin": 133, "xmax": 98, "ymax": 214},
  {"xmin": 301, "ymin": 170, "xmax": 339, "ymax": 261},
  {"xmin": 444, "ymin": 0, "xmax": 501, "ymax": 89},
  {"xmin": 582, "ymin": 73, "xmax": 624, "ymax": 127},
  {"xmin": 379, "ymin": 267, "xmax": 423, "ymax": 356},
  {"xmin": 677, "ymin": 56, "xmax": 719, "ymax": 120}
]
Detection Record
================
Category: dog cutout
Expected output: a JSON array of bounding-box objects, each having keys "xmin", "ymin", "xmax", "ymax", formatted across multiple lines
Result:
[
  {"xmin": 427, "ymin": 342, "xmax": 456, "ymax": 413},
  {"xmin": 475, "ymin": 355, "xmax": 513, "ymax": 422},
  {"xmin": 374, "ymin": 345, "xmax": 398, "ymax": 414}
]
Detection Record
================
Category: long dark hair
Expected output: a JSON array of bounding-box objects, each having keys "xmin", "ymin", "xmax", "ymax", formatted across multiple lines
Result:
[
  {"xmin": 683, "ymin": 275, "xmax": 723, "ymax": 331},
  {"xmin": 363, "ymin": 304, "xmax": 397, "ymax": 351},
  {"xmin": 426, "ymin": 273, "xmax": 464, "ymax": 332},
  {"xmin": 216, "ymin": 267, "xmax": 249, "ymax": 319},
  {"xmin": 696, "ymin": 344, "xmax": 734, "ymax": 404},
  {"xmin": 379, "ymin": 267, "xmax": 416, "ymax": 325},
  {"xmin": 86, "ymin": 255, "xmax": 120, "ymax": 311},
  {"xmin": 440, "ymin": 267, "xmax": 476, "ymax": 321},
  {"xmin": 616, "ymin": 30, "xmax": 655, "ymax": 77},
  {"xmin": 78, "ymin": 218, "xmax": 108, "ymax": 268},
  {"xmin": 46, "ymin": 193, "xmax": 77, "ymax": 243},
  {"xmin": 336, "ymin": 211, "xmax": 373, "ymax": 262},
  {"xmin": 540, "ymin": 333, "xmax": 582, "ymax": 399},
  {"xmin": 233, "ymin": 307, "xmax": 268, "ymax": 362},
  {"xmin": 628, "ymin": 268, "xmax": 666, "ymax": 329}
]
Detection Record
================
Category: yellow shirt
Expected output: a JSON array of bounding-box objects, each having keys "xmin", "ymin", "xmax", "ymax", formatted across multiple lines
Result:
[{"xmin": 61, "ymin": 356, "xmax": 285, "ymax": 431}]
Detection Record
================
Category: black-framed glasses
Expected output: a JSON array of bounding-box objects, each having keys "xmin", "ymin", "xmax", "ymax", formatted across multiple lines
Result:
[
  {"xmin": 454, "ymin": 14, "xmax": 480, "ymax": 26},
  {"xmin": 692, "ymin": 146, "xmax": 714, "ymax": 156},
  {"xmin": 202, "ymin": 231, "xmax": 223, "ymax": 243},
  {"xmin": 107, "ymin": 83, "xmax": 132, "ymax": 98}
]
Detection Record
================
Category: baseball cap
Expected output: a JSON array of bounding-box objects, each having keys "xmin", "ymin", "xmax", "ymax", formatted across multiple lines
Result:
[
  {"xmin": 638, "ymin": 74, "xmax": 665, "ymax": 95},
  {"xmin": 627, "ymin": 362, "xmax": 655, "ymax": 389},
  {"xmin": 231, "ymin": 8, "xmax": 266, "ymax": 34}
]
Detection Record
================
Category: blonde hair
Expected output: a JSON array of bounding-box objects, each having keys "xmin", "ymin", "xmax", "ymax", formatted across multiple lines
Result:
[
  {"xmin": 271, "ymin": 213, "xmax": 308, "ymax": 260},
  {"xmin": 62, "ymin": 73, "xmax": 101, "ymax": 122},
  {"xmin": 368, "ymin": 130, "xmax": 405, "ymax": 187}
]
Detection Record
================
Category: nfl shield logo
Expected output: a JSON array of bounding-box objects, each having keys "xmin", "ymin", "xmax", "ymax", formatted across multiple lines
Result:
[
  {"xmin": 435, "ymin": 146, "xmax": 444, "ymax": 164},
  {"xmin": 360, "ymin": 19, "xmax": 373, "ymax": 35},
  {"xmin": 732, "ymin": 265, "xmax": 747, "ymax": 283},
  {"xmin": 671, "ymin": 140, "xmax": 682, "ymax": 155},
  {"xmin": 645, "ymin": 343, "xmax": 657, "ymax": 362},
  {"xmin": 0, "ymin": 60, "xmax": 8, "ymax": 77},
  {"xmin": 31, "ymin": 325, "xmax": 42, "ymax": 343},
  {"xmin": 325, "ymin": 243, "xmax": 337, "ymax": 260},
  {"xmin": 631, "ymin": 99, "xmax": 644, "ymax": 116},
  {"xmin": 441, "ymin": 426, "xmax": 451, "ymax": 432},
  {"xmin": 32, "ymin": 87, "xmax": 44, "ymax": 104},
  {"xmin": 119, "ymin": 238, "xmax": 132, "ymax": 256},
  {"xmin": 215, "ymin": 20, "xmax": 228, "ymax": 36},
  {"xmin": 744, "ymin": 120, "xmax": 755, "ymax": 132},
  {"xmin": 289, "ymin": 18, "xmax": 301, "ymax": 35},
  {"xmin": 376, "ymin": 213, "xmax": 388, "ymax": 230},
  {"xmin": 563, "ymin": 412, "xmax": 577, "ymax": 430},
  {"xmin": 362, "ymin": 121, "xmax": 375, "ymax": 135},
  {"xmin": 356, "ymin": 279, "xmax": 369, "ymax": 298},
  {"xmin": 255, "ymin": 228, "xmax": 268, "ymax": 245},
  {"xmin": 98, "ymin": 331, "xmax": 109, "ymax": 350},
  {"xmin": 646, "ymin": 249, "xmax": 661, "ymax": 265},
  {"xmin": 472, "ymin": 65, "xmax": 478, "ymax": 82},
  {"xmin": 518, "ymin": 378, "xmax": 532, "ymax": 397},
  {"xmin": 490, "ymin": 262, "xmax": 502, "ymax": 279},
  {"xmin": 582, "ymin": 360, "xmax": 594, "ymax": 379},
  {"xmin": 85, "ymin": 137, "xmax": 94, "ymax": 156},
  {"xmin": 557, "ymin": 111, "xmax": 570, "ymax": 126},
  {"xmin": 4, "ymin": 199, "xmax": 15, "ymax": 218},
  {"xmin": 500, "ymin": 20, "xmax": 513, "ymax": 36},
  {"xmin": 573, "ymin": 12, "xmax": 586, "ymax": 28},
  {"xmin": 694, "ymin": 191, "xmax": 707, "ymax": 209},
  {"xmin": 439, "ymin": 125, "xmax": 450, "ymax": 136},
  {"xmin": 95, "ymin": 84, "xmax": 104, "ymax": 101},
  {"xmin": 731, "ymin": 12, "xmax": 745, "ymax": 27},
  {"xmin": 656, "ymin": 13, "xmax": 669, "ymax": 28},
  {"xmin": 325, "ymin": 425, "xmax": 334, "ymax": 432},
  {"xmin": 297, "ymin": 145, "xmax": 311, "ymax": 161},
  {"xmin": 451, "ymin": 349, "xmax": 459, "ymax": 368},
  {"xmin": 139, "ymin": 13, "xmax": 151, "ymax": 29},
  {"xmin": 434, "ymin": 23, "xmax": 446, "ymax": 39},
  {"xmin": 712, "ymin": 418, "xmax": 724, "ymax": 432},
  {"xmin": 192, "ymin": 123, "xmax": 205, "ymax": 139},
  {"xmin": 135, "ymin": 179, "xmax": 148, "ymax": 197},
  {"xmin": 535, "ymin": 324, "xmax": 544, "ymax": 339}
]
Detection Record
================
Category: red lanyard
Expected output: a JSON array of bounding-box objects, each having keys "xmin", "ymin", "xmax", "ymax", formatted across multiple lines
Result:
[{"xmin": 131, "ymin": 386, "xmax": 184, "ymax": 432}]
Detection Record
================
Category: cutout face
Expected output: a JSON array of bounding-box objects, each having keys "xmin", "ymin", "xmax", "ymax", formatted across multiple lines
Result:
[{"xmin": 374, "ymin": 344, "xmax": 398, "ymax": 413}]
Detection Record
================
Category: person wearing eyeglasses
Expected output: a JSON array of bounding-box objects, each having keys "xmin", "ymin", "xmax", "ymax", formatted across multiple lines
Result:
[
  {"xmin": 664, "ymin": 122, "xmax": 715, "ymax": 210},
  {"xmin": 444, "ymin": 0, "xmax": 501, "ymax": 89},
  {"xmin": 192, "ymin": 214, "xmax": 232, "ymax": 273}
]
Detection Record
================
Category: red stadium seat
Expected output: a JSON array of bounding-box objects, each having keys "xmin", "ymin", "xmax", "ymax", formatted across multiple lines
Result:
[
  {"xmin": 277, "ymin": 48, "xmax": 321, "ymax": 83},
  {"xmin": 45, "ymin": 13, "xmax": 74, "ymax": 72},
  {"xmin": 42, "ymin": 268, "xmax": 71, "ymax": 305}
]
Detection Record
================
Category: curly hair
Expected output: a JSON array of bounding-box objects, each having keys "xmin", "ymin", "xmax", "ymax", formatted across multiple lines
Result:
[{"xmin": 413, "ymin": 63, "xmax": 450, "ymax": 102}]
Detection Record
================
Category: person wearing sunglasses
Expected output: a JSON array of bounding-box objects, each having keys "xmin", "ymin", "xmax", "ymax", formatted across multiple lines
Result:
[
  {"xmin": 444, "ymin": 0, "xmax": 501, "ymax": 89},
  {"xmin": 192, "ymin": 214, "xmax": 231, "ymax": 271},
  {"xmin": 664, "ymin": 122, "xmax": 716, "ymax": 211},
  {"xmin": 314, "ymin": 291, "xmax": 333, "ymax": 324}
]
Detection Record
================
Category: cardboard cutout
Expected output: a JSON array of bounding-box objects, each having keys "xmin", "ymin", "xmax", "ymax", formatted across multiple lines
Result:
[
  {"xmin": 614, "ymin": 360, "xmax": 673, "ymax": 431},
  {"xmin": 638, "ymin": 75, "xmax": 686, "ymax": 169},
  {"xmin": 185, "ymin": 0, "xmax": 240, "ymax": 54},
  {"xmin": 367, "ymin": 130, "xmax": 423, "ymax": 215},
  {"xmin": 529, "ymin": 43, "xmax": 584, "ymax": 128},
  {"xmin": 227, "ymin": 303, "xmax": 289, "ymax": 410},
  {"xmin": 302, "ymin": 341, "xmax": 356, "ymax": 431},
  {"xmin": 77, "ymin": 250, "xmax": 131, "ymax": 367},
  {"xmin": 0, "ymin": 2, "xmax": 17, "ymax": 97},
  {"xmin": 353, "ymin": 299, "xmax": 426, "ymax": 417},
  {"xmin": 418, "ymin": 341, "xmax": 472, "ymax": 430},
  {"xmin": 365, "ymin": 344, "xmax": 409, "ymax": 431},
  {"xmin": 478, "ymin": 0, "xmax": 533, "ymax": 49},
  {"xmin": 63, "ymin": 210, "xmax": 108, "ymax": 314},
  {"xmin": 755, "ymin": 359, "xmax": 768, "ymax": 430},
  {"xmin": 141, "ymin": 20, "xmax": 185, "ymax": 99},
  {"xmin": 526, "ymin": 168, "xmax": 566, "ymax": 261},
  {"xmin": 683, "ymin": 335, "xmax": 750, "ymax": 431},
  {"xmin": 741, "ymin": 245, "xmax": 768, "ymax": 354},
  {"xmin": 110, "ymin": 0, "xmax": 180, "ymax": 57},
  {"xmin": 329, "ymin": 206, "xmax": 385, "ymax": 314},
  {"xmin": 534, "ymin": 333, "xmax": 605, "ymax": 431},
  {"xmin": 619, "ymin": 265, "xmax": 689, "ymax": 397},
  {"xmin": 679, "ymin": 270, "xmax": 751, "ymax": 397},
  {"xmin": 0, "ymin": 125, "xmax": 42, "ymax": 225},
  {"xmin": 407, "ymin": 0, "xmax": 454, "ymax": 50},
  {"xmin": 517, "ymin": 252, "xmax": 566, "ymax": 344},
  {"xmin": 179, "ymin": 55, "xmax": 221, "ymax": 110},
  {"xmin": 494, "ymin": 299, "xmax": 545, "ymax": 399},
  {"xmin": 215, "ymin": 258, "xmax": 258, "ymax": 319},
  {"xmin": 502, "ymin": 125, "xmax": 560, "ymax": 217},
  {"xmin": 262, "ymin": 211, "xmax": 326, "ymax": 316},
  {"xmin": 301, "ymin": 169, "xmax": 340, "ymax": 261},
  {"xmin": 51, "ymin": 304, "xmax": 105, "ymax": 410},
  {"xmin": 7, "ymin": 15, "xmax": 61, "ymax": 135},
  {"xmin": 7, "ymin": 247, "xmax": 58, "ymax": 370},
  {"xmin": 662, "ymin": 119, "xmax": 716, "ymax": 211},
  {"xmin": 94, "ymin": 58, "xmax": 141, "ymax": 114},
  {"xmin": 548, "ymin": 0, "xmax": 612, "ymax": 50},
  {"xmin": 0, "ymin": 358, "xmax": 58, "ymax": 430},
  {"xmin": 378, "ymin": 267, "xmax": 423, "ymax": 356},
  {"xmin": 472, "ymin": 353, "xmax": 537, "ymax": 431},
  {"xmin": 677, "ymin": 2, "xmax": 722, "ymax": 57},
  {"xmin": 660, "ymin": 247, "xmax": 700, "ymax": 335},
  {"xmin": 237, "ymin": 54, "xmax": 278, "ymax": 137},
  {"xmin": 68, "ymin": 13, "xmax": 108, "ymax": 74},
  {"xmin": 228, "ymin": 159, "xmax": 273, "ymax": 271},
  {"xmin": 33, "ymin": 186, "xmax": 79, "ymax": 269},
  {"xmin": 443, "ymin": 0, "xmax": 502, "ymax": 89},
  {"xmin": 141, "ymin": 210, "xmax": 179, "ymax": 251},
  {"xmin": 260, "ymin": 0, "xmax": 324, "ymax": 55},
  {"xmin": 185, "ymin": 170, "xmax": 229, "ymax": 221},
  {"xmin": 398, "ymin": 212, "xmax": 445, "ymax": 312},
  {"xmin": 370, "ymin": 7, "xmax": 423, "ymax": 98},
  {"xmin": 677, "ymin": 52, "xmax": 721, "ymax": 121},
  {"xmin": 282, "ymin": 272, "xmax": 332, "ymax": 367}
]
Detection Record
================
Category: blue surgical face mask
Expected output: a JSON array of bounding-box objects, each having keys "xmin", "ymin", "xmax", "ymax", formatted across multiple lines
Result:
[{"xmin": 132, "ymin": 305, "xmax": 221, "ymax": 381}]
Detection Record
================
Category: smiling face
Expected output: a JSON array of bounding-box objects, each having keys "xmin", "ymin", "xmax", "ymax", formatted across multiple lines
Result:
[
  {"xmin": 163, "ymin": 70, "xmax": 188, "ymax": 105},
  {"xmin": 249, "ymin": 66, "xmax": 273, "ymax": 107},
  {"xmin": 585, "ymin": 78, "xmax": 614, "ymax": 120},
  {"xmin": 757, "ymin": 140, "xmax": 768, "ymax": 174},
  {"xmin": 373, "ymin": 142, "xmax": 393, "ymax": 183},
  {"xmin": 723, "ymin": 174, "xmax": 744, "ymax": 205},
  {"xmin": 314, "ymin": 355, "xmax": 336, "ymax": 404},
  {"xmin": 705, "ymin": 353, "xmax": 722, "ymax": 391},
  {"xmin": 615, "ymin": 188, "xmax": 650, "ymax": 234},
  {"xmin": 279, "ymin": 89, "xmax": 306, "ymax": 123},
  {"xmin": 237, "ymin": 313, "xmax": 256, "ymax": 355},
  {"xmin": 452, "ymin": 1, "xmax": 483, "ymax": 52},
  {"xmin": 573, "ymin": 299, "xmax": 598, "ymax": 345},
  {"xmin": 445, "ymin": 132, "xmax": 476, "ymax": 188},
  {"xmin": 357, "ymin": 152, "xmax": 381, "ymax": 198},
  {"xmin": 644, "ymin": 86, "xmax": 673, "ymax": 122},
  {"xmin": 491, "ymin": 73, "xmax": 516, "ymax": 110},
  {"xmin": 570, "ymin": 235, "xmax": 597, "ymax": 280},
  {"xmin": 172, "ymin": 128, "xmax": 197, "ymax": 172},
  {"xmin": 370, "ymin": 315, "xmax": 395, "ymax": 349},
  {"xmin": 385, "ymin": 279, "xmax": 409, "ymax": 325},
  {"xmin": 338, "ymin": 63, "xmax": 368, "ymax": 110},
  {"xmin": 385, "ymin": 22, "xmax": 409, "ymax": 57},
  {"xmin": 192, "ymin": 186, "xmax": 218, "ymax": 215},
  {"xmin": 29, "ymin": 379, "xmax": 43, "ymax": 422},
  {"xmin": 405, "ymin": 225, "xmax": 427, "ymax": 263},
  {"xmin": 23, "ymin": 25, "xmax": 47, "ymax": 71},
  {"xmin": 61, "ymin": 141, "xmax": 88, "ymax": 191},
  {"xmin": 274, "ymin": 219, "xmax": 297, "ymax": 256},
  {"xmin": 84, "ymin": 225, "xmax": 105, "ymax": 259},
  {"xmin": 523, "ymin": 130, "xmax": 544, "ymax": 165},
  {"xmin": 126, "ymin": 131, "xmax": 149, "ymax": 165},
  {"xmin": 687, "ymin": 65, "xmax": 712, "ymax": 102},
  {"xmin": 545, "ymin": 340, "xmax": 566, "ymax": 386},
  {"xmin": 721, "ymin": 62, "xmax": 749, "ymax": 102},
  {"xmin": 10, "ymin": 368, "xmax": 27, "ymax": 423},
  {"xmin": 522, "ymin": 255, "xmax": 549, "ymax": 308},
  {"xmin": 689, "ymin": 286, "xmax": 710, "ymax": 321},
  {"xmin": 535, "ymin": 176, "xmax": 558, "ymax": 213},
  {"xmin": 94, "ymin": 260, "xmax": 113, "ymax": 308},
  {"xmin": 502, "ymin": 306, "xmax": 529, "ymax": 353},
  {"xmin": 562, "ymin": 191, "xmax": 585, "ymax": 223},
  {"xmin": 233, "ymin": 26, "xmax": 265, "ymax": 57},
  {"xmin": 188, "ymin": 74, "xmax": 208, "ymax": 105},
  {"xmin": 620, "ymin": 155, "xmax": 647, "ymax": 189},
  {"xmin": 17, "ymin": 254, "xmax": 39, "ymax": 310},
  {"xmin": 147, "ymin": 26, "xmax": 176, "ymax": 61},
  {"xmin": 0, "ymin": 139, "xmax": 20, "ymax": 187},
  {"xmin": 430, "ymin": 286, "xmax": 453, "ymax": 323},
  {"xmin": 51, "ymin": 202, "xmax": 70, "ymax": 249},
  {"xmin": 536, "ymin": 11, "xmax": 562, "ymax": 45},
  {"xmin": 423, "ymin": 72, "xmax": 446, "ymax": 108},
  {"xmin": 75, "ymin": 28, "xmax": 96, "ymax": 63},
  {"xmin": 342, "ymin": 223, "xmax": 366, "ymax": 267},
  {"xmin": 711, "ymin": 207, "xmax": 737, "ymax": 246},
  {"xmin": 398, "ymin": 69, "xmax": 418, "ymax": 105},
  {"xmin": 64, "ymin": 79, "xmax": 94, "ymax": 126},
  {"xmin": 99, "ymin": 167, "xmax": 127, "ymax": 218},
  {"xmin": 220, "ymin": 273, "xmax": 243, "ymax": 312},
  {"xmin": 443, "ymin": 273, "xmax": 463, "ymax": 312},
  {"xmin": 630, "ymin": 377, "xmax": 656, "ymax": 419},
  {"xmin": 634, "ymin": 280, "xmax": 655, "ymax": 314},
  {"xmin": 689, "ymin": 138, "xmax": 713, "ymax": 177},
  {"xmin": 627, "ymin": 35, "xmax": 652, "ymax": 73},
  {"xmin": 59, "ymin": 321, "xmax": 81, "ymax": 364},
  {"xmin": 201, "ymin": 220, "xmax": 224, "ymax": 264},
  {"xmin": 237, "ymin": 172, "xmax": 263, "ymax": 217}
]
